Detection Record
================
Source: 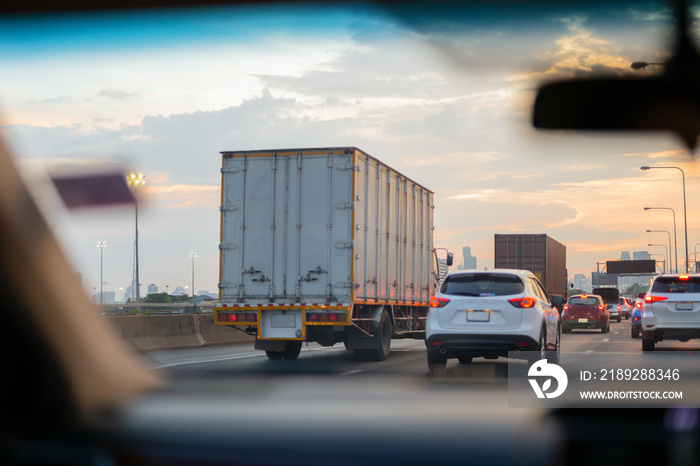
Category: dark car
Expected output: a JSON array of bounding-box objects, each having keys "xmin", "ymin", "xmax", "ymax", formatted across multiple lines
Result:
[
  {"xmin": 631, "ymin": 295, "xmax": 644, "ymax": 338},
  {"xmin": 592, "ymin": 287, "xmax": 622, "ymax": 322},
  {"xmin": 562, "ymin": 294, "xmax": 610, "ymax": 333}
]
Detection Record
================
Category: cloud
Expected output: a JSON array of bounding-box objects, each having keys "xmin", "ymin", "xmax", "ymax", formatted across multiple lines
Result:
[
  {"xmin": 97, "ymin": 89, "xmax": 142, "ymax": 100},
  {"xmin": 621, "ymin": 150, "xmax": 685, "ymax": 159}
]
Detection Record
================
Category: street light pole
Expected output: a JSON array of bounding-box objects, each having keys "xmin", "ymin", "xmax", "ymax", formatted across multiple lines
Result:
[
  {"xmin": 644, "ymin": 207, "xmax": 678, "ymax": 273},
  {"xmin": 97, "ymin": 241, "xmax": 106, "ymax": 304},
  {"xmin": 641, "ymin": 166, "xmax": 689, "ymax": 272},
  {"xmin": 648, "ymin": 244, "xmax": 668, "ymax": 273},
  {"xmin": 127, "ymin": 173, "xmax": 145, "ymax": 311},
  {"xmin": 646, "ymin": 230, "xmax": 672, "ymax": 271},
  {"xmin": 190, "ymin": 252, "xmax": 197, "ymax": 299}
]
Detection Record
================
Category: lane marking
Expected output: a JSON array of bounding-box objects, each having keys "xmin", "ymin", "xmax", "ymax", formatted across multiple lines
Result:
[
  {"xmin": 584, "ymin": 350, "xmax": 594, "ymax": 355},
  {"xmin": 151, "ymin": 345, "xmax": 347, "ymax": 369},
  {"xmin": 338, "ymin": 370, "xmax": 363, "ymax": 376},
  {"xmin": 603, "ymin": 338, "xmax": 610, "ymax": 341},
  {"xmin": 152, "ymin": 353, "xmax": 265, "ymax": 369}
]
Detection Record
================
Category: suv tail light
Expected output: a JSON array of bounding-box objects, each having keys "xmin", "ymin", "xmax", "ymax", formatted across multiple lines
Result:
[
  {"xmin": 645, "ymin": 295, "xmax": 668, "ymax": 303},
  {"xmin": 508, "ymin": 297, "xmax": 536, "ymax": 308},
  {"xmin": 430, "ymin": 297, "xmax": 450, "ymax": 308},
  {"xmin": 635, "ymin": 302, "xmax": 642, "ymax": 309},
  {"xmin": 617, "ymin": 304, "xmax": 621, "ymax": 311},
  {"xmin": 598, "ymin": 305, "xmax": 604, "ymax": 311}
]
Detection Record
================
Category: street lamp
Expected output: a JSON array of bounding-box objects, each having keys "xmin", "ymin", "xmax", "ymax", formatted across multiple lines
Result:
[
  {"xmin": 97, "ymin": 241, "xmax": 106, "ymax": 304},
  {"xmin": 641, "ymin": 166, "xmax": 689, "ymax": 272},
  {"xmin": 189, "ymin": 253, "xmax": 197, "ymax": 299},
  {"xmin": 643, "ymin": 207, "xmax": 678, "ymax": 273},
  {"xmin": 126, "ymin": 173, "xmax": 145, "ymax": 310},
  {"xmin": 648, "ymin": 244, "xmax": 668, "ymax": 273},
  {"xmin": 646, "ymin": 230, "xmax": 672, "ymax": 271}
]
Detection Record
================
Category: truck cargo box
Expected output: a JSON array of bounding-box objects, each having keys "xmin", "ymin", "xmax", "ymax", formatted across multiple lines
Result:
[{"xmin": 218, "ymin": 147, "xmax": 436, "ymax": 306}]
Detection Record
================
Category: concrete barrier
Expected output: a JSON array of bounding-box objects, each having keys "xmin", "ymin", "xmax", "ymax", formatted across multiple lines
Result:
[
  {"xmin": 106, "ymin": 314, "xmax": 254, "ymax": 351},
  {"xmin": 196, "ymin": 314, "xmax": 255, "ymax": 346}
]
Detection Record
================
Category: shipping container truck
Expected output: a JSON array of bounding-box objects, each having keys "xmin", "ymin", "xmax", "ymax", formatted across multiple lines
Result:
[
  {"xmin": 215, "ymin": 147, "xmax": 451, "ymax": 361},
  {"xmin": 494, "ymin": 234, "xmax": 567, "ymax": 301}
]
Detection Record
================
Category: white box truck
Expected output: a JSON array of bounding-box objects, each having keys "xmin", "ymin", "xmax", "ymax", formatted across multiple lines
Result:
[{"xmin": 214, "ymin": 147, "xmax": 451, "ymax": 360}]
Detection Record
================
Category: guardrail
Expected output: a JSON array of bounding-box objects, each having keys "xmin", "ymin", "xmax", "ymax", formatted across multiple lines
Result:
[{"xmin": 98, "ymin": 302, "xmax": 217, "ymax": 315}]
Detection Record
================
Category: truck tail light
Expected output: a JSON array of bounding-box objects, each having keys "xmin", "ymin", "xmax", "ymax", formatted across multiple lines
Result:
[
  {"xmin": 430, "ymin": 297, "xmax": 450, "ymax": 308},
  {"xmin": 308, "ymin": 312, "xmax": 345, "ymax": 322},
  {"xmin": 508, "ymin": 297, "xmax": 536, "ymax": 308},
  {"xmin": 217, "ymin": 312, "xmax": 256, "ymax": 323}
]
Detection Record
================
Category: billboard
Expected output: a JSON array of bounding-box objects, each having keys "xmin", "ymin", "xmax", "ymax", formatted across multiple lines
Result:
[{"xmin": 606, "ymin": 260, "xmax": 656, "ymax": 274}]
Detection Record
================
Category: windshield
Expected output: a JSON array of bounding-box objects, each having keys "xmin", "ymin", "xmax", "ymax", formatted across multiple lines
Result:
[
  {"xmin": 569, "ymin": 296, "xmax": 600, "ymax": 306},
  {"xmin": 652, "ymin": 276, "xmax": 700, "ymax": 293},
  {"xmin": 4, "ymin": 0, "xmax": 700, "ymax": 416},
  {"xmin": 441, "ymin": 273, "xmax": 525, "ymax": 296}
]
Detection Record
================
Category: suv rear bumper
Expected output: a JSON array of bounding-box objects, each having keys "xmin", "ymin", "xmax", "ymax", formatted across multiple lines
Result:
[
  {"xmin": 642, "ymin": 327, "xmax": 700, "ymax": 342},
  {"xmin": 425, "ymin": 333, "xmax": 540, "ymax": 359}
]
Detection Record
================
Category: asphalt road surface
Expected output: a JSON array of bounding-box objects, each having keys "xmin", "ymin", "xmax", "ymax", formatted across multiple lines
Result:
[{"xmin": 142, "ymin": 318, "xmax": 700, "ymax": 388}]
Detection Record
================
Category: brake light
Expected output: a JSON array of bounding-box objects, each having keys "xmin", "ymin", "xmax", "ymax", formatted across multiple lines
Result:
[
  {"xmin": 509, "ymin": 297, "xmax": 536, "ymax": 308},
  {"xmin": 645, "ymin": 295, "xmax": 668, "ymax": 303},
  {"xmin": 430, "ymin": 297, "xmax": 450, "ymax": 308},
  {"xmin": 680, "ymin": 275, "xmax": 689, "ymax": 281},
  {"xmin": 580, "ymin": 294, "xmax": 587, "ymax": 299},
  {"xmin": 598, "ymin": 305, "xmax": 604, "ymax": 311},
  {"xmin": 617, "ymin": 304, "xmax": 621, "ymax": 310},
  {"xmin": 563, "ymin": 304, "xmax": 569, "ymax": 311},
  {"xmin": 636, "ymin": 302, "xmax": 642, "ymax": 309}
]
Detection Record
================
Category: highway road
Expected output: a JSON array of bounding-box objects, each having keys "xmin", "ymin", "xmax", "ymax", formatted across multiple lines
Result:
[{"xmin": 143, "ymin": 318, "xmax": 700, "ymax": 388}]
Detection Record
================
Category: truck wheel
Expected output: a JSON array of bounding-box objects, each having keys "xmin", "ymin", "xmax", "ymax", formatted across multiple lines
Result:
[
  {"xmin": 265, "ymin": 351, "xmax": 283, "ymax": 360},
  {"xmin": 282, "ymin": 341, "xmax": 302, "ymax": 360},
  {"xmin": 368, "ymin": 310, "xmax": 391, "ymax": 361}
]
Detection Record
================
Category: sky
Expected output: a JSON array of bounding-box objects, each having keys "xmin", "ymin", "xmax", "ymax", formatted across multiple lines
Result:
[{"xmin": 0, "ymin": 1, "xmax": 698, "ymax": 299}]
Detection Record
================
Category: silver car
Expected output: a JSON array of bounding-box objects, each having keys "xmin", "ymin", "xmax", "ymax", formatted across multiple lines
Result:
[
  {"xmin": 425, "ymin": 269, "xmax": 561, "ymax": 372},
  {"xmin": 642, "ymin": 274, "xmax": 700, "ymax": 351}
]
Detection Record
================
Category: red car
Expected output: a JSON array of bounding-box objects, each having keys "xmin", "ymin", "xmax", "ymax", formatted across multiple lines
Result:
[{"xmin": 562, "ymin": 294, "xmax": 610, "ymax": 333}]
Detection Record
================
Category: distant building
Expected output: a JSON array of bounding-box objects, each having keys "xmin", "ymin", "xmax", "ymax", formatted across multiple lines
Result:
[
  {"xmin": 573, "ymin": 273, "xmax": 590, "ymax": 293},
  {"xmin": 620, "ymin": 251, "xmax": 631, "ymax": 261},
  {"xmin": 92, "ymin": 291, "xmax": 115, "ymax": 304},
  {"xmin": 457, "ymin": 246, "xmax": 477, "ymax": 270},
  {"xmin": 437, "ymin": 258, "xmax": 449, "ymax": 284},
  {"xmin": 148, "ymin": 283, "xmax": 158, "ymax": 294},
  {"xmin": 171, "ymin": 286, "xmax": 186, "ymax": 296},
  {"xmin": 633, "ymin": 251, "xmax": 651, "ymax": 260}
]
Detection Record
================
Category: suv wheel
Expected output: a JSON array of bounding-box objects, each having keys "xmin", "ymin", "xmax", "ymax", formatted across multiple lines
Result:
[{"xmin": 642, "ymin": 334, "xmax": 655, "ymax": 351}]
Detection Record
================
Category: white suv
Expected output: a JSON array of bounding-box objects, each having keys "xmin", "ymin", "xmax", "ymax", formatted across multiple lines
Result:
[
  {"xmin": 425, "ymin": 269, "xmax": 561, "ymax": 372},
  {"xmin": 642, "ymin": 274, "xmax": 700, "ymax": 351}
]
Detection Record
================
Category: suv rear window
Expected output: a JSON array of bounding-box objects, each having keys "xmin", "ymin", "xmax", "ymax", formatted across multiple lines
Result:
[
  {"xmin": 440, "ymin": 273, "xmax": 524, "ymax": 297},
  {"xmin": 651, "ymin": 277, "xmax": 700, "ymax": 293},
  {"xmin": 569, "ymin": 297, "xmax": 600, "ymax": 306}
]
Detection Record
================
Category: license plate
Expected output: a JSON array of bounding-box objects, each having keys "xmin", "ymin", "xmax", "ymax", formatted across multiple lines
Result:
[
  {"xmin": 578, "ymin": 318, "xmax": 588, "ymax": 323},
  {"xmin": 467, "ymin": 310, "xmax": 490, "ymax": 322},
  {"xmin": 271, "ymin": 314, "xmax": 296, "ymax": 328},
  {"xmin": 676, "ymin": 302, "xmax": 694, "ymax": 311}
]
